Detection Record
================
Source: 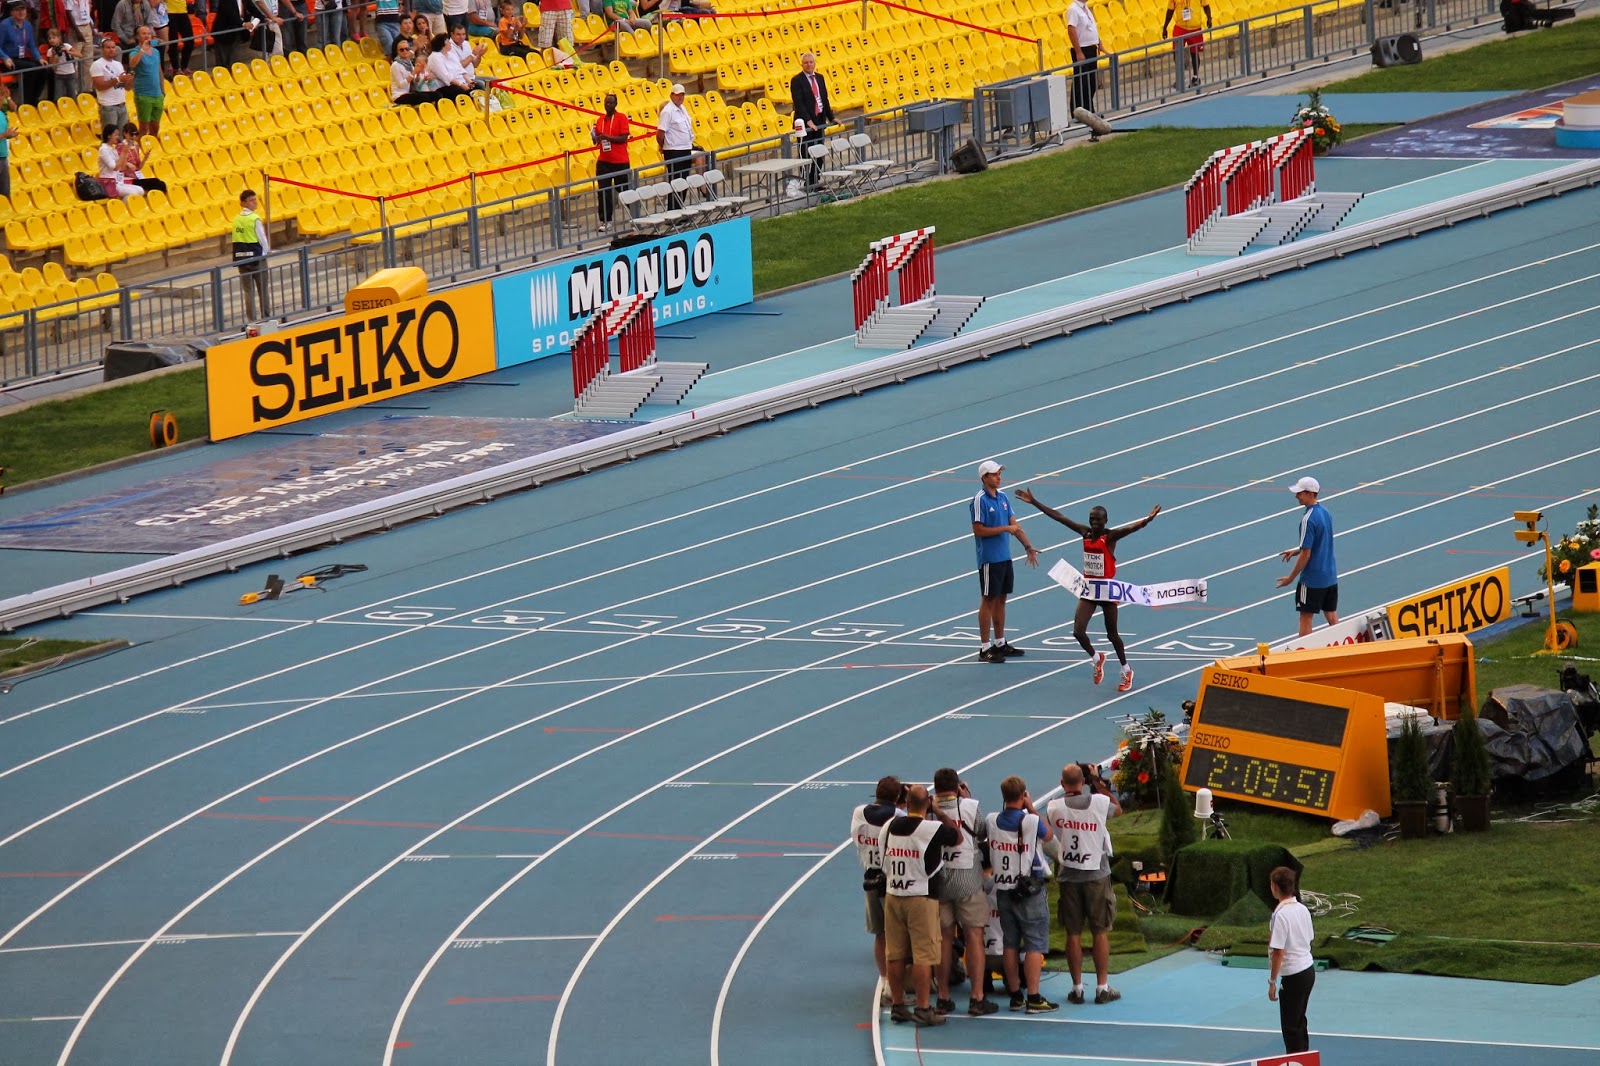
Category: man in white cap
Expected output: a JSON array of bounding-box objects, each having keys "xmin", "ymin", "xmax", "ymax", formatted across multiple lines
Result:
[
  {"xmin": 1277, "ymin": 476, "xmax": 1338, "ymax": 638},
  {"xmin": 658, "ymin": 81, "xmax": 695, "ymax": 210},
  {"xmin": 970, "ymin": 460, "xmax": 1038, "ymax": 663}
]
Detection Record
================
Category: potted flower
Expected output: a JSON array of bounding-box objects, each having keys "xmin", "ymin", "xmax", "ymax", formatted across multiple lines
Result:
[
  {"xmin": 1451, "ymin": 707, "xmax": 1493, "ymax": 831},
  {"xmin": 1291, "ymin": 88, "xmax": 1344, "ymax": 154},
  {"xmin": 1541, "ymin": 503, "xmax": 1599, "ymax": 587},
  {"xmin": 1391, "ymin": 716, "xmax": 1433, "ymax": 839}
]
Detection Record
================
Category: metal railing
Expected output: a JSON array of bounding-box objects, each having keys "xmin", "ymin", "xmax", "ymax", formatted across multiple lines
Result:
[{"xmin": 0, "ymin": 0, "xmax": 1528, "ymax": 386}]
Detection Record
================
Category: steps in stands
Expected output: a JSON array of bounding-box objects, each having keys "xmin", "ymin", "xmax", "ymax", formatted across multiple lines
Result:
[
  {"xmin": 1299, "ymin": 191, "xmax": 1365, "ymax": 233},
  {"xmin": 575, "ymin": 366, "xmax": 663, "ymax": 419},
  {"xmin": 641, "ymin": 361, "xmax": 710, "ymax": 406},
  {"xmin": 1247, "ymin": 201, "xmax": 1326, "ymax": 247}
]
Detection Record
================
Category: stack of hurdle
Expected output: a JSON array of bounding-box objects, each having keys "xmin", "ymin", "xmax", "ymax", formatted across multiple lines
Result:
[
  {"xmin": 850, "ymin": 227, "xmax": 984, "ymax": 349},
  {"xmin": 1185, "ymin": 129, "xmax": 1363, "ymax": 256},
  {"xmin": 571, "ymin": 293, "xmax": 708, "ymax": 419}
]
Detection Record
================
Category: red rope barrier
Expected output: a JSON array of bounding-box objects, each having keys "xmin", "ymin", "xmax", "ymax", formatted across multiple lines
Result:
[
  {"xmin": 871, "ymin": 0, "xmax": 1039, "ymax": 45},
  {"xmin": 265, "ymin": 174, "xmax": 382, "ymax": 202},
  {"xmin": 660, "ymin": 0, "xmax": 857, "ymax": 21},
  {"xmin": 386, "ymin": 174, "xmax": 474, "ymax": 201}
]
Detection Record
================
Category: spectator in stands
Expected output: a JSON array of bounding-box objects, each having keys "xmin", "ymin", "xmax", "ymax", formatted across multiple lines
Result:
[
  {"xmin": 148, "ymin": 0, "xmax": 171, "ymax": 69},
  {"xmin": 246, "ymin": 0, "xmax": 287, "ymax": 55},
  {"xmin": 279, "ymin": 0, "xmax": 309, "ymax": 58},
  {"xmin": 535, "ymin": 0, "xmax": 569, "ymax": 54},
  {"xmin": 388, "ymin": 34, "xmax": 433, "ymax": 103},
  {"xmin": 590, "ymin": 90, "xmax": 629, "ymax": 233},
  {"xmin": 657, "ymin": 81, "xmax": 693, "ymax": 209},
  {"xmin": 110, "ymin": 0, "xmax": 153, "ymax": 50},
  {"xmin": 210, "ymin": 0, "xmax": 249, "ymax": 68},
  {"xmin": 118, "ymin": 121, "xmax": 167, "ymax": 191},
  {"xmin": 1161, "ymin": 1, "xmax": 1210, "ymax": 89},
  {"xmin": 0, "ymin": 1, "xmax": 46, "ymax": 107},
  {"xmin": 424, "ymin": 29, "xmax": 472, "ymax": 97},
  {"xmin": 1045, "ymin": 763, "xmax": 1122, "ymax": 1007},
  {"xmin": 441, "ymin": 21, "xmax": 486, "ymax": 82},
  {"xmin": 0, "ymin": 81, "xmax": 16, "ymax": 201},
  {"xmin": 97, "ymin": 123, "xmax": 146, "ymax": 196},
  {"xmin": 233, "ymin": 187, "xmax": 271, "ymax": 319},
  {"xmin": 494, "ymin": 0, "xmax": 530, "ymax": 57},
  {"xmin": 1066, "ymin": 0, "xmax": 1101, "ymax": 118},
  {"xmin": 167, "ymin": 0, "xmax": 197, "ymax": 73},
  {"xmin": 465, "ymin": 0, "xmax": 494, "ymax": 37},
  {"xmin": 127, "ymin": 24, "xmax": 164, "ymax": 137},
  {"xmin": 372, "ymin": 0, "xmax": 402, "ymax": 55},
  {"xmin": 411, "ymin": 0, "xmax": 443, "ymax": 38},
  {"xmin": 43, "ymin": 26, "xmax": 80, "ymax": 101},
  {"xmin": 397, "ymin": 11, "xmax": 415, "ymax": 40},
  {"xmin": 789, "ymin": 50, "xmax": 833, "ymax": 189},
  {"xmin": 316, "ymin": 0, "xmax": 345, "ymax": 46},
  {"xmin": 602, "ymin": 0, "xmax": 651, "ymax": 31},
  {"xmin": 441, "ymin": 0, "xmax": 467, "ymax": 32},
  {"xmin": 90, "ymin": 35, "xmax": 132, "ymax": 129},
  {"xmin": 345, "ymin": 0, "xmax": 366, "ymax": 40},
  {"xmin": 53, "ymin": 0, "xmax": 96, "ymax": 96}
]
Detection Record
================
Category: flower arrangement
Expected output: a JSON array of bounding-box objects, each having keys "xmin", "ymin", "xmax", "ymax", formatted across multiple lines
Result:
[
  {"xmin": 1541, "ymin": 503, "xmax": 1600, "ymax": 587},
  {"xmin": 1291, "ymin": 89, "xmax": 1343, "ymax": 154},
  {"xmin": 1109, "ymin": 708, "xmax": 1187, "ymax": 808}
]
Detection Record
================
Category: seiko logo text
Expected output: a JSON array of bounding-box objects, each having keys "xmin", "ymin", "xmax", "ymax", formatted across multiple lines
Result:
[
  {"xmin": 1211, "ymin": 672, "xmax": 1250, "ymax": 690},
  {"xmin": 1390, "ymin": 570, "xmax": 1510, "ymax": 637},
  {"xmin": 1190, "ymin": 730, "xmax": 1232, "ymax": 750}
]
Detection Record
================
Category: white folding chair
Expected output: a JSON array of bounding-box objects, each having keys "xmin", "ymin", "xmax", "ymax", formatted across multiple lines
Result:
[
  {"xmin": 848, "ymin": 132, "xmax": 894, "ymax": 190},
  {"xmin": 702, "ymin": 168, "xmax": 749, "ymax": 217},
  {"xmin": 806, "ymin": 142, "xmax": 854, "ymax": 197}
]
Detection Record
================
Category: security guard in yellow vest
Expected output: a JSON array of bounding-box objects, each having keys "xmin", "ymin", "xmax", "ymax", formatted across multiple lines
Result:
[{"xmin": 232, "ymin": 189, "xmax": 271, "ymax": 320}]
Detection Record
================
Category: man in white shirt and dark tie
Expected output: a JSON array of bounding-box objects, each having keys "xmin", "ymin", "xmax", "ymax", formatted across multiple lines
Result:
[
  {"xmin": 657, "ymin": 82, "xmax": 695, "ymax": 210},
  {"xmin": 789, "ymin": 51, "xmax": 834, "ymax": 190}
]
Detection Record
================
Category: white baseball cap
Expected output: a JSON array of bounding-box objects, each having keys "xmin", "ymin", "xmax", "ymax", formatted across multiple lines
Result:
[
  {"xmin": 1289, "ymin": 476, "xmax": 1320, "ymax": 495},
  {"xmin": 978, "ymin": 460, "xmax": 1004, "ymax": 477},
  {"xmin": 670, "ymin": 83, "xmax": 686, "ymax": 95}
]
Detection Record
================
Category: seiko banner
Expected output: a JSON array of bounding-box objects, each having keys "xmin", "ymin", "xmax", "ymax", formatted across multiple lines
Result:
[
  {"xmin": 206, "ymin": 284, "xmax": 497, "ymax": 441},
  {"xmin": 491, "ymin": 218, "xmax": 753, "ymax": 365},
  {"xmin": 1385, "ymin": 566, "xmax": 1512, "ymax": 638}
]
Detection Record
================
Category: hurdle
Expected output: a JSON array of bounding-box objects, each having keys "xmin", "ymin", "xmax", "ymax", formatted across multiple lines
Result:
[
  {"xmin": 1186, "ymin": 130, "xmax": 1360, "ymax": 255},
  {"xmin": 571, "ymin": 294, "xmax": 708, "ymax": 418},
  {"xmin": 1270, "ymin": 128, "xmax": 1316, "ymax": 203},
  {"xmin": 850, "ymin": 227, "xmax": 984, "ymax": 349}
]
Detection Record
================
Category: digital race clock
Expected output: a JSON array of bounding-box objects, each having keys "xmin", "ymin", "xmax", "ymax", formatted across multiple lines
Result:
[{"xmin": 1180, "ymin": 666, "xmax": 1392, "ymax": 821}]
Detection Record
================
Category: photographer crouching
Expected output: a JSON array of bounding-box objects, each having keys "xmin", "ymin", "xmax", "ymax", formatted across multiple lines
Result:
[{"xmin": 1046, "ymin": 762, "xmax": 1123, "ymax": 1005}]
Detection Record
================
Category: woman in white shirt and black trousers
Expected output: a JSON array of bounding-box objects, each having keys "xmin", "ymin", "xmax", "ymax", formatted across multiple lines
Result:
[{"xmin": 1267, "ymin": 866, "xmax": 1315, "ymax": 1054}]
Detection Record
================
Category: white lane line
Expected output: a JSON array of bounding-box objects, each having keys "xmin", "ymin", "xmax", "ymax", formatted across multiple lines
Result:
[
  {"xmin": 707, "ymin": 488, "xmax": 1600, "ymax": 1066},
  {"xmin": 0, "ymin": 932, "xmax": 304, "ymax": 955},
  {"xmin": 4, "ymin": 242, "xmax": 1590, "ymax": 743}
]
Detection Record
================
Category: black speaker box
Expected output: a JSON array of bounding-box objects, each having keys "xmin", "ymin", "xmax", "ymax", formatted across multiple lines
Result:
[
  {"xmin": 951, "ymin": 138, "xmax": 988, "ymax": 174},
  {"xmin": 1370, "ymin": 33, "xmax": 1422, "ymax": 67}
]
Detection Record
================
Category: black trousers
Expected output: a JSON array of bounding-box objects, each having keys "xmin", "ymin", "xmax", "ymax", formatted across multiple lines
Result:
[
  {"xmin": 1278, "ymin": 966, "xmax": 1315, "ymax": 1053},
  {"xmin": 664, "ymin": 148, "xmax": 693, "ymax": 208},
  {"xmin": 1071, "ymin": 45, "xmax": 1100, "ymax": 114},
  {"xmin": 595, "ymin": 159, "xmax": 630, "ymax": 222}
]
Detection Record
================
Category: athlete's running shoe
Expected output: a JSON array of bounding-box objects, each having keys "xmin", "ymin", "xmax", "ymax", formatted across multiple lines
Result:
[
  {"xmin": 1118, "ymin": 666, "xmax": 1134, "ymax": 692},
  {"xmin": 1091, "ymin": 651, "xmax": 1107, "ymax": 685},
  {"xmin": 996, "ymin": 641, "xmax": 1025, "ymax": 657}
]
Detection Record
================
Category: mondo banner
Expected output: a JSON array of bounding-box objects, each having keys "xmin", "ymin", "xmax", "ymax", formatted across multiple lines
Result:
[
  {"xmin": 1385, "ymin": 566, "xmax": 1512, "ymax": 638},
  {"xmin": 491, "ymin": 218, "xmax": 753, "ymax": 366},
  {"xmin": 206, "ymin": 284, "xmax": 498, "ymax": 441}
]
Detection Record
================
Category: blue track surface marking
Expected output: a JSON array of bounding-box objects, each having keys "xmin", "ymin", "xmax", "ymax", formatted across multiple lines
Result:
[{"xmin": 2, "ymin": 168, "xmax": 1599, "ymax": 1066}]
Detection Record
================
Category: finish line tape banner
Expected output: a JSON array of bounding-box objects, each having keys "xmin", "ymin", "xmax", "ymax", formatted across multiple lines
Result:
[{"xmin": 1048, "ymin": 560, "xmax": 1208, "ymax": 606}]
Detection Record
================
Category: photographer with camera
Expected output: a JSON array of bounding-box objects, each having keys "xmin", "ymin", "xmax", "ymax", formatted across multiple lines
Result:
[
  {"xmin": 984, "ymin": 776, "xmax": 1058, "ymax": 1014},
  {"xmin": 880, "ymin": 785, "xmax": 961, "ymax": 1026},
  {"xmin": 1046, "ymin": 762, "xmax": 1123, "ymax": 1006},
  {"xmin": 851, "ymin": 776, "xmax": 906, "ymax": 1001},
  {"xmin": 931, "ymin": 769, "xmax": 997, "ymax": 1017}
]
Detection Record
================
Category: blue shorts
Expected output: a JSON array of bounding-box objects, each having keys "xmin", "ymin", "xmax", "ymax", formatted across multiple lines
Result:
[
  {"xmin": 1296, "ymin": 582, "xmax": 1338, "ymax": 615},
  {"xmin": 978, "ymin": 559, "xmax": 1014, "ymax": 598},
  {"xmin": 997, "ymin": 885, "xmax": 1049, "ymax": 954}
]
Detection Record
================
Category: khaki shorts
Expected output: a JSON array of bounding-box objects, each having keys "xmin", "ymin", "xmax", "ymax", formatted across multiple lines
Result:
[
  {"xmin": 939, "ymin": 889, "xmax": 990, "ymax": 930},
  {"xmin": 1057, "ymin": 876, "xmax": 1116, "ymax": 935},
  {"xmin": 884, "ymin": 894, "xmax": 942, "ymax": 965},
  {"xmin": 864, "ymin": 889, "xmax": 885, "ymax": 935}
]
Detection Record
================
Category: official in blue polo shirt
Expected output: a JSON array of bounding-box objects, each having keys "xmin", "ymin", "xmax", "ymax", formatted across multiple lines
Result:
[
  {"xmin": 1277, "ymin": 475, "xmax": 1338, "ymax": 638},
  {"xmin": 969, "ymin": 460, "xmax": 1038, "ymax": 663}
]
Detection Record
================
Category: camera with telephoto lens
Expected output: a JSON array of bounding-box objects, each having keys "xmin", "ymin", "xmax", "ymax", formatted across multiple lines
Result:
[
  {"xmin": 863, "ymin": 867, "xmax": 888, "ymax": 896},
  {"xmin": 1078, "ymin": 762, "xmax": 1103, "ymax": 790}
]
